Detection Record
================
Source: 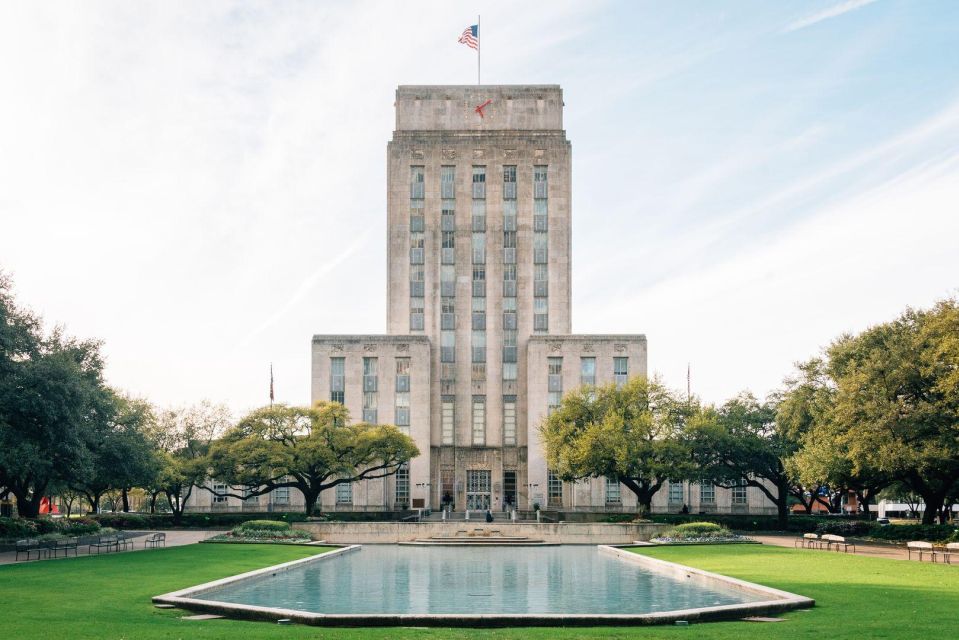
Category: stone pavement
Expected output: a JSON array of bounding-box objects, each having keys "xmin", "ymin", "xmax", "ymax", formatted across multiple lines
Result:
[{"xmin": 0, "ymin": 530, "xmax": 218, "ymax": 565}]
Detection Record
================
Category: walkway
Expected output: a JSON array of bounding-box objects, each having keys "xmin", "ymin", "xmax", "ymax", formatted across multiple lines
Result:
[
  {"xmin": 751, "ymin": 533, "xmax": 914, "ymax": 561},
  {"xmin": 0, "ymin": 530, "xmax": 218, "ymax": 565}
]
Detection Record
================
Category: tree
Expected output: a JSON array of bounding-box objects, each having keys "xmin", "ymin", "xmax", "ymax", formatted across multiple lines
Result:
[
  {"xmin": 781, "ymin": 358, "xmax": 890, "ymax": 517},
  {"xmin": 71, "ymin": 392, "xmax": 160, "ymax": 513},
  {"xmin": 828, "ymin": 299, "xmax": 959, "ymax": 524},
  {"xmin": 205, "ymin": 402, "xmax": 419, "ymax": 516},
  {"xmin": 540, "ymin": 377, "xmax": 696, "ymax": 513},
  {"xmin": 690, "ymin": 393, "xmax": 797, "ymax": 528},
  {"xmin": 146, "ymin": 401, "xmax": 229, "ymax": 524}
]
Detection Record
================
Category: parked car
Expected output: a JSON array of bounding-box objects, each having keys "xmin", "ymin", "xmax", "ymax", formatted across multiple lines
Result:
[{"xmin": 876, "ymin": 517, "xmax": 891, "ymax": 526}]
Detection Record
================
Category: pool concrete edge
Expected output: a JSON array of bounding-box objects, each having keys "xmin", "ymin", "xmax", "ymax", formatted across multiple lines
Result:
[
  {"xmin": 600, "ymin": 545, "xmax": 815, "ymax": 619},
  {"xmin": 153, "ymin": 543, "xmax": 815, "ymax": 627}
]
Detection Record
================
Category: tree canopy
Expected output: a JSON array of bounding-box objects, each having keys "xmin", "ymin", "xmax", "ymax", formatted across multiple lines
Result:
[
  {"xmin": 540, "ymin": 376, "xmax": 696, "ymax": 512},
  {"xmin": 205, "ymin": 402, "xmax": 419, "ymax": 515}
]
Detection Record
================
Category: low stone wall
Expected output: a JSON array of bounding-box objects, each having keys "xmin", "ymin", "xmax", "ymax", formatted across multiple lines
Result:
[{"xmin": 293, "ymin": 521, "xmax": 666, "ymax": 544}]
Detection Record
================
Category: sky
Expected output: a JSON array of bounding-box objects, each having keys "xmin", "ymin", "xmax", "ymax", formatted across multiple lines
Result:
[{"xmin": 1, "ymin": 1, "xmax": 957, "ymax": 417}]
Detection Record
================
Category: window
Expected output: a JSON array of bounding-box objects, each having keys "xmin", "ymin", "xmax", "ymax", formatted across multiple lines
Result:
[
  {"xmin": 502, "ymin": 362, "xmax": 517, "ymax": 381},
  {"xmin": 471, "ymin": 199, "xmax": 486, "ymax": 231},
  {"xmin": 440, "ymin": 468, "xmax": 454, "ymax": 503},
  {"xmin": 362, "ymin": 391, "xmax": 377, "ymax": 423},
  {"xmin": 606, "ymin": 477, "xmax": 621, "ymax": 504},
  {"xmin": 395, "ymin": 464, "xmax": 410, "ymax": 507},
  {"xmin": 700, "ymin": 480, "xmax": 715, "ymax": 504},
  {"xmin": 472, "ymin": 330, "xmax": 486, "ymax": 363},
  {"xmin": 668, "ymin": 481, "xmax": 684, "ymax": 503},
  {"xmin": 472, "ymin": 396, "xmax": 486, "ymax": 445},
  {"xmin": 503, "ymin": 199, "xmax": 517, "ymax": 230},
  {"xmin": 503, "ymin": 470, "xmax": 517, "ymax": 507},
  {"xmin": 472, "ymin": 232, "xmax": 486, "ymax": 264},
  {"xmin": 441, "ymin": 165, "xmax": 455, "ymax": 198},
  {"xmin": 534, "ymin": 263, "xmax": 548, "ymax": 297},
  {"xmin": 534, "ymin": 297, "xmax": 548, "ymax": 332},
  {"xmin": 441, "ymin": 297, "xmax": 455, "ymax": 329},
  {"xmin": 732, "ymin": 479, "xmax": 748, "ymax": 505},
  {"xmin": 581, "ymin": 357, "xmax": 596, "ymax": 387},
  {"xmin": 547, "ymin": 470, "xmax": 563, "ymax": 507},
  {"xmin": 533, "ymin": 165, "xmax": 548, "ymax": 198},
  {"xmin": 336, "ymin": 482, "xmax": 352, "ymax": 505},
  {"xmin": 440, "ymin": 330, "xmax": 455, "ymax": 363},
  {"xmin": 212, "ymin": 481, "xmax": 228, "ymax": 504},
  {"xmin": 410, "ymin": 166, "xmax": 425, "ymax": 199},
  {"xmin": 441, "ymin": 397, "xmax": 454, "ymax": 445},
  {"xmin": 242, "ymin": 486, "xmax": 258, "ymax": 504},
  {"xmin": 330, "ymin": 357, "xmax": 345, "ymax": 404},
  {"xmin": 614, "ymin": 357, "xmax": 629, "ymax": 386},
  {"xmin": 441, "ymin": 199, "xmax": 455, "ymax": 230},
  {"xmin": 503, "ymin": 263, "xmax": 517, "ymax": 297},
  {"xmin": 471, "ymin": 362, "xmax": 486, "ymax": 380},
  {"xmin": 410, "ymin": 296, "xmax": 424, "ymax": 331},
  {"xmin": 533, "ymin": 232, "xmax": 548, "ymax": 264},
  {"xmin": 410, "ymin": 264, "xmax": 424, "ymax": 298},
  {"xmin": 472, "ymin": 166, "xmax": 486, "ymax": 199},
  {"xmin": 395, "ymin": 357, "xmax": 410, "ymax": 429},
  {"xmin": 503, "ymin": 165, "xmax": 517, "ymax": 200},
  {"xmin": 503, "ymin": 396, "xmax": 517, "ymax": 446},
  {"xmin": 472, "ymin": 265, "xmax": 485, "ymax": 297},
  {"xmin": 441, "ymin": 265, "xmax": 456, "ymax": 297},
  {"xmin": 502, "ymin": 327, "xmax": 517, "ymax": 362},
  {"xmin": 273, "ymin": 482, "xmax": 290, "ymax": 505}
]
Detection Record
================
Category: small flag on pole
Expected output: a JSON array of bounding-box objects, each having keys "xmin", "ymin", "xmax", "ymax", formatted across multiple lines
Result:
[
  {"xmin": 458, "ymin": 24, "xmax": 478, "ymax": 50},
  {"xmin": 270, "ymin": 363, "xmax": 274, "ymax": 403}
]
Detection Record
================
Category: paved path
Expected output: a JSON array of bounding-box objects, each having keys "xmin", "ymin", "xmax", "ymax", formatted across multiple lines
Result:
[
  {"xmin": 0, "ymin": 530, "xmax": 218, "ymax": 566},
  {"xmin": 751, "ymin": 533, "xmax": 916, "ymax": 561}
]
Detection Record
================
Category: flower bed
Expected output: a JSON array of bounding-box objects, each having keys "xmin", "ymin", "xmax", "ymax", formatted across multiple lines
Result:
[
  {"xmin": 204, "ymin": 519, "xmax": 314, "ymax": 544},
  {"xmin": 652, "ymin": 521, "xmax": 754, "ymax": 544}
]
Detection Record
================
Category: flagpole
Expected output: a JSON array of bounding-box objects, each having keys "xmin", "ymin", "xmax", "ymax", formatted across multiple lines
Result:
[{"xmin": 477, "ymin": 14, "xmax": 481, "ymax": 85}]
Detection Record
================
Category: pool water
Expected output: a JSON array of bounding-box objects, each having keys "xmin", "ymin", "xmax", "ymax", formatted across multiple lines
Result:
[{"xmin": 196, "ymin": 545, "xmax": 763, "ymax": 615}]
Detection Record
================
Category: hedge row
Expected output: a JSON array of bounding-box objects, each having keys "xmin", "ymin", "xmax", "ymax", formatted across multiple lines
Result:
[
  {"xmin": 650, "ymin": 514, "xmax": 840, "ymax": 532},
  {"xmin": 91, "ymin": 512, "xmax": 311, "ymax": 530},
  {"xmin": 0, "ymin": 516, "xmax": 100, "ymax": 540}
]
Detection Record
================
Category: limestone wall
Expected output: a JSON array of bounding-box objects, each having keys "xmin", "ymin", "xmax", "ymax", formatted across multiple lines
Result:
[{"xmin": 294, "ymin": 520, "xmax": 666, "ymax": 544}]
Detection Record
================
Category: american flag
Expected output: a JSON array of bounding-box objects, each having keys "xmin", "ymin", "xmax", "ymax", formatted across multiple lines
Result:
[{"xmin": 458, "ymin": 24, "xmax": 478, "ymax": 50}]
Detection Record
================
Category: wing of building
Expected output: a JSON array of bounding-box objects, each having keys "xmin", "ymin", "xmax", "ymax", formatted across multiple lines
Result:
[{"xmin": 187, "ymin": 85, "xmax": 776, "ymax": 516}]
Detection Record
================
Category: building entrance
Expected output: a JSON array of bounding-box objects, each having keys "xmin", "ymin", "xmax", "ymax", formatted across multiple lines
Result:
[
  {"xmin": 466, "ymin": 470, "xmax": 491, "ymax": 511},
  {"xmin": 503, "ymin": 471, "xmax": 517, "ymax": 510}
]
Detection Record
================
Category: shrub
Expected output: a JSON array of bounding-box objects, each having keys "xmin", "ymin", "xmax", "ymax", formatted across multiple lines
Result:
[
  {"xmin": 91, "ymin": 513, "xmax": 152, "ymax": 530},
  {"xmin": 61, "ymin": 517, "xmax": 100, "ymax": 536},
  {"xmin": 665, "ymin": 522, "xmax": 733, "ymax": 540},
  {"xmin": 32, "ymin": 518, "xmax": 62, "ymax": 535},
  {"xmin": 236, "ymin": 519, "xmax": 292, "ymax": 533},
  {"xmin": 815, "ymin": 520, "xmax": 873, "ymax": 536},
  {"xmin": 0, "ymin": 517, "xmax": 38, "ymax": 540},
  {"xmin": 866, "ymin": 524, "xmax": 957, "ymax": 543}
]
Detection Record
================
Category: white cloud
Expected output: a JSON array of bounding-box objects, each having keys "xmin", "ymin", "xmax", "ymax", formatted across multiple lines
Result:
[{"xmin": 783, "ymin": 0, "xmax": 880, "ymax": 33}]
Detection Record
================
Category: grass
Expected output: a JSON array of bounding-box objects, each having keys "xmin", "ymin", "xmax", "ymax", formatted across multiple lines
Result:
[{"xmin": 1, "ymin": 543, "xmax": 957, "ymax": 639}]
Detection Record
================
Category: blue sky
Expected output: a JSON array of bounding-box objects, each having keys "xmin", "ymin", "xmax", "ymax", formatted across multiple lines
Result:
[{"xmin": 1, "ymin": 1, "xmax": 957, "ymax": 414}]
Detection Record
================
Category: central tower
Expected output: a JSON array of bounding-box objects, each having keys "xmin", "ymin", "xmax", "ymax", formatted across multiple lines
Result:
[{"xmin": 386, "ymin": 86, "xmax": 571, "ymax": 510}]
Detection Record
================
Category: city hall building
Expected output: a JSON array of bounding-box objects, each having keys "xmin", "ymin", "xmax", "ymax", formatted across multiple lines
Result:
[{"xmin": 189, "ymin": 85, "xmax": 775, "ymax": 516}]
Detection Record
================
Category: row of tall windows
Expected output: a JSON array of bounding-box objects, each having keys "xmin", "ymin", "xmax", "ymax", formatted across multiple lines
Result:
[
  {"xmin": 547, "ymin": 356, "xmax": 563, "ymax": 415},
  {"xmin": 410, "ymin": 167, "xmax": 425, "ymax": 331},
  {"xmin": 362, "ymin": 357, "xmax": 377, "ymax": 423},
  {"xmin": 502, "ymin": 165, "xmax": 518, "ymax": 387},
  {"xmin": 533, "ymin": 165, "xmax": 548, "ymax": 332},
  {"xmin": 440, "ymin": 166, "xmax": 456, "ymax": 395},
  {"xmin": 330, "ymin": 357, "xmax": 345, "ymax": 404},
  {"xmin": 395, "ymin": 358, "xmax": 410, "ymax": 434}
]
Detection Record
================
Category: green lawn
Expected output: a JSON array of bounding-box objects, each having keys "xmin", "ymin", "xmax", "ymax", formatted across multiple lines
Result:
[{"xmin": 0, "ymin": 543, "xmax": 956, "ymax": 639}]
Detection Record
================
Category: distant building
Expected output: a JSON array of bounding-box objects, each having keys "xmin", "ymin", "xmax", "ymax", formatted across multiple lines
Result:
[{"xmin": 188, "ymin": 85, "xmax": 775, "ymax": 515}]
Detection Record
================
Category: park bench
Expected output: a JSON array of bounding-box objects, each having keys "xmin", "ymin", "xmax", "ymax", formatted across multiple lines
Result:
[
  {"xmin": 51, "ymin": 537, "xmax": 79, "ymax": 559},
  {"xmin": 941, "ymin": 542, "xmax": 958, "ymax": 565},
  {"xmin": 15, "ymin": 539, "xmax": 43, "ymax": 561},
  {"xmin": 143, "ymin": 532, "xmax": 166, "ymax": 549},
  {"xmin": 820, "ymin": 534, "xmax": 855, "ymax": 553},
  {"xmin": 89, "ymin": 535, "xmax": 121, "ymax": 555},
  {"xmin": 907, "ymin": 541, "xmax": 936, "ymax": 562},
  {"xmin": 795, "ymin": 533, "xmax": 820, "ymax": 549}
]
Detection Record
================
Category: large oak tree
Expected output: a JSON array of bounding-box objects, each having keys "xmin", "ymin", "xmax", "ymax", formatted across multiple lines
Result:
[{"xmin": 205, "ymin": 402, "xmax": 419, "ymax": 516}]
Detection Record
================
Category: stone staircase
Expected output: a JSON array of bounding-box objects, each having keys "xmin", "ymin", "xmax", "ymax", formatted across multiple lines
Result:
[{"xmin": 399, "ymin": 528, "xmax": 553, "ymax": 546}]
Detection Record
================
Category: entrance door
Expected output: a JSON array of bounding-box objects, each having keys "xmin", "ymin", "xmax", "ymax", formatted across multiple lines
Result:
[
  {"xmin": 466, "ymin": 470, "xmax": 491, "ymax": 511},
  {"xmin": 503, "ymin": 471, "xmax": 517, "ymax": 510}
]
